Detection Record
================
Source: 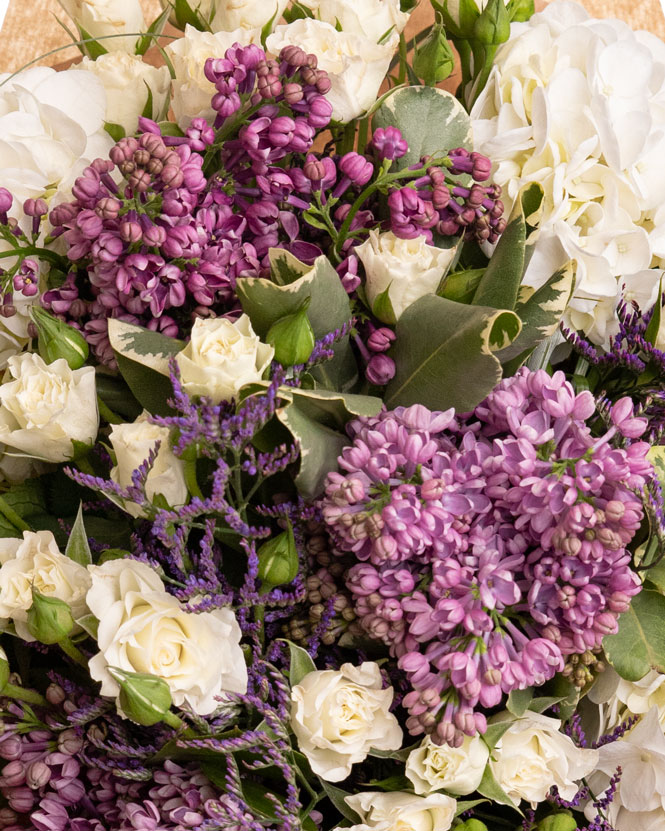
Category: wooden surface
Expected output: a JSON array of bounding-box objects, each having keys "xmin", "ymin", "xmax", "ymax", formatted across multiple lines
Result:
[{"xmin": 0, "ymin": 0, "xmax": 663, "ymax": 74}]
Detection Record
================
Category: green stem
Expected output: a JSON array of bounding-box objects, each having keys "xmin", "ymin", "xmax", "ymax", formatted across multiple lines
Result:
[
  {"xmin": 58, "ymin": 637, "xmax": 88, "ymax": 668},
  {"xmin": 163, "ymin": 710, "xmax": 184, "ymax": 730},
  {"xmin": 397, "ymin": 33, "xmax": 408, "ymax": 86},
  {"xmin": 97, "ymin": 397, "xmax": 123, "ymax": 425},
  {"xmin": 1, "ymin": 682, "xmax": 48, "ymax": 707},
  {"xmin": 455, "ymin": 38, "xmax": 473, "ymax": 90},
  {"xmin": 356, "ymin": 117, "xmax": 370, "ymax": 156},
  {"xmin": 184, "ymin": 459, "xmax": 204, "ymax": 500},
  {"xmin": 0, "ymin": 245, "xmax": 68, "ymax": 270},
  {"xmin": 337, "ymin": 121, "xmax": 357, "ymax": 156},
  {"xmin": 0, "ymin": 496, "xmax": 31, "ymax": 533},
  {"xmin": 467, "ymin": 41, "xmax": 498, "ymax": 109}
]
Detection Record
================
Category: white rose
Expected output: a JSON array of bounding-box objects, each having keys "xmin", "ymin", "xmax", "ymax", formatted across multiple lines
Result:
[
  {"xmin": 405, "ymin": 733, "xmax": 489, "ymax": 796},
  {"xmin": 345, "ymin": 791, "xmax": 457, "ymax": 831},
  {"xmin": 58, "ymin": 0, "xmax": 145, "ymax": 53},
  {"xmin": 290, "ymin": 662, "xmax": 403, "ymax": 781},
  {"xmin": 588, "ymin": 665, "xmax": 665, "ymax": 737},
  {"xmin": 0, "ymin": 353, "xmax": 99, "ymax": 463},
  {"xmin": 76, "ymin": 54, "xmax": 171, "ymax": 135},
  {"xmin": 87, "ymin": 559, "xmax": 248, "ymax": 715},
  {"xmin": 0, "ymin": 530, "xmax": 91, "ymax": 641},
  {"xmin": 585, "ymin": 707, "xmax": 665, "ymax": 831},
  {"xmin": 267, "ymin": 20, "xmax": 398, "ymax": 123},
  {"xmin": 490, "ymin": 711, "xmax": 599, "ymax": 808},
  {"xmin": 176, "ymin": 314, "xmax": 274, "ymax": 404},
  {"xmin": 108, "ymin": 412, "xmax": 188, "ymax": 518},
  {"xmin": 357, "ymin": 230, "xmax": 456, "ymax": 322},
  {"xmin": 0, "ymin": 67, "xmax": 112, "ymax": 220},
  {"xmin": 299, "ymin": 0, "xmax": 408, "ymax": 44},
  {"xmin": 166, "ymin": 25, "xmax": 262, "ymax": 128},
  {"xmin": 211, "ymin": 0, "xmax": 288, "ymax": 32}
]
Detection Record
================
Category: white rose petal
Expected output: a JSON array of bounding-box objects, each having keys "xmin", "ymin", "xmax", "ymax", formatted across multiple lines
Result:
[
  {"xmin": 87, "ymin": 559, "xmax": 247, "ymax": 715},
  {"xmin": 211, "ymin": 0, "xmax": 288, "ymax": 32},
  {"xmin": 76, "ymin": 54, "xmax": 171, "ymax": 135},
  {"xmin": 108, "ymin": 412, "xmax": 188, "ymax": 517},
  {"xmin": 0, "ymin": 530, "xmax": 91, "ymax": 641},
  {"xmin": 357, "ymin": 230, "xmax": 457, "ymax": 322},
  {"xmin": 290, "ymin": 662, "xmax": 402, "ymax": 781},
  {"xmin": 406, "ymin": 733, "xmax": 489, "ymax": 796},
  {"xmin": 176, "ymin": 314, "xmax": 274, "ymax": 404},
  {"xmin": 490, "ymin": 711, "xmax": 599, "ymax": 808},
  {"xmin": 0, "ymin": 353, "xmax": 99, "ymax": 463},
  {"xmin": 58, "ymin": 0, "xmax": 145, "ymax": 53},
  {"xmin": 166, "ymin": 25, "xmax": 262, "ymax": 128},
  {"xmin": 267, "ymin": 20, "xmax": 398, "ymax": 123},
  {"xmin": 345, "ymin": 791, "xmax": 457, "ymax": 831},
  {"xmin": 299, "ymin": 0, "xmax": 408, "ymax": 44}
]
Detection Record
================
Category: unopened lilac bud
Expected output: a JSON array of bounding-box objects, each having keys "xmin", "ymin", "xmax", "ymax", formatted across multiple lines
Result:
[
  {"xmin": 57, "ymin": 728, "xmax": 83, "ymax": 756},
  {"xmin": 0, "ymin": 762, "xmax": 26, "ymax": 788},
  {"xmin": 26, "ymin": 761, "xmax": 51, "ymax": 790},
  {"xmin": 133, "ymin": 148, "xmax": 151, "ymax": 167},
  {"xmin": 339, "ymin": 152, "xmax": 374, "ymax": 187},
  {"xmin": 0, "ymin": 188, "xmax": 13, "ymax": 215},
  {"xmin": 23, "ymin": 198, "xmax": 47, "ymax": 218},
  {"xmin": 283, "ymin": 82, "xmax": 303, "ymax": 105},
  {"xmin": 366, "ymin": 354, "xmax": 395, "ymax": 386},
  {"xmin": 0, "ymin": 807, "xmax": 17, "ymax": 826},
  {"xmin": 128, "ymin": 169, "xmax": 152, "ymax": 192},
  {"xmin": 0, "ymin": 737, "xmax": 22, "ymax": 761},
  {"xmin": 7, "ymin": 786, "xmax": 33, "ymax": 813},
  {"xmin": 303, "ymin": 155, "xmax": 326, "ymax": 182},
  {"xmin": 46, "ymin": 684, "xmax": 66, "ymax": 706},
  {"xmin": 120, "ymin": 221, "xmax": 142, "ymax": 244},
  {"xmin": 367, "ymin": 327, "xmax": 396, "ymax": 353},
  {"xmin": 161, "ymin": 165, "xmax": 184, "ymax": 189}
]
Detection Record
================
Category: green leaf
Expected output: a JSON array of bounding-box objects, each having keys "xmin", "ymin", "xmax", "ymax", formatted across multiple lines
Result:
[
  {"xmin": 77, "ymin": 613, "xmax": 99, "ymax": 639},
  {"xmin": 269, "ymin": 248, "xmax": 312, "ymax": 286},
  {"xmin": 481, "ymin": 720, "xmax": 513, "ymax": 752},
  {"xmin": 114, "ymin": 353, "xmax": 176, "ymax": 417},
  {"xmin": 528, "ymin": 695, "xmax": 564, "ymax": 714},
  {"xmin": 385, "ymin": 295, "xmax": 521, "ymax": 411},
  {"xmin": 498, "ymin": 262, "xmax": 575, "ymax": 367},
  {"xmin": 141, "ymin": 82, "xmax": 154, "ymax": 120},
  {"xmin": 366, "ymin": 774, "xmax": 411, "ymax": 791},
  {"xmin": 646, "ymin": 276, "xmax": 664, "ymax": 346},
  {"xmin": 371, "ymin": 284, "xmax": 397, "ymax": 325},
  {"xmin": 472, "ymin": 184, "xmax": 543, "ymax": 311},
  {"xmin": 65, "ymin": 503, "xmax": 92, "ymax": 566},
  {"xmin": 274, "ymin": 388, "xmax": 382, "ymax": 497},
  {"xmin": 320, "ymin": 782, "xmax": 361, "ymax": 824},
  {"xmin": 455, "ymin": 799, "xmax": 489, "ymax": 817},
  {"xmin": 158, "ymin": 121, "xmax": 185, "ymax": 137},
  {"xmin": 477, "ymin": 763, "xmax": 521, "ymax": 812},
  {"xmin": 506, "ymin": 687, "xmax": 533, "ymax": 717},
  {"xmin": 603, "ymin": 589, "xmax": 665, "ymax": 681},
  {"xmin": 439, "ymin": 268, "xmax": 485, "ymax": 304},
  {"xmin": 108, "ymin": 319, "xmax": 184, "ymax": 376},
  {"xmin": 77, "ymin": 23, "xmax": 109, "ymax": 59},
  {"xmin": 281, "ymin": 639, "xmax": 316, "ymax": 686},
  {"xmin": 104, "ymin": 122, "xmax": 126, "ymax": 141},
  {"xmin": 237, "ymin": 254, "xmax": 355, "ymax": 391},
  {"xmin": 136, "ymin": 5, "xmax": 171, "ymax": 55},
  {"xmin": 173, "ymin": 0, "xmax": 208, "ymax": 29},
  {"xmin": 372, "ymin": 85, "xmax": 472, "ymax": 171}
]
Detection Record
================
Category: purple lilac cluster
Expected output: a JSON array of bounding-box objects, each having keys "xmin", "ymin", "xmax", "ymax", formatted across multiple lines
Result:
[
  {"xmin": 321, "ymin": 368, "xmax": 651, "ymax": 746},
  {"xmin": 387, "ymin": 147, "xmax": 506, "ymax": 245}
]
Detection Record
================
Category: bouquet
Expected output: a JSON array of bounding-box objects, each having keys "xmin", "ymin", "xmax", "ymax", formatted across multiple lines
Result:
[{"xmin": 0, "ymin": 1, "xmax": 663, "ymax": 830}]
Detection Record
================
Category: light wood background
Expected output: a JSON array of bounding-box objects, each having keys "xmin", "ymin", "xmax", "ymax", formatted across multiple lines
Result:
[{"xmin": 0, "ymin": 0, "xmax": 663, "ymax": 74}]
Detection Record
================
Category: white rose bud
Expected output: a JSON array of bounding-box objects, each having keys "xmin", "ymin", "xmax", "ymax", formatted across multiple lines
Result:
[
  {"xmin": 0, "ymin": 531, "xmax": 91, "ymax": 642},
  {"xmin": 446, "ymin": 0, "xmax": 508, "ymax": 28},
  {"xmin": 58, "ymin": 0, "xmax": 146, "ymax": 53},
  {"xmin": 405, "ymin": 733, "xmax": 489, "ymax": 796},
  {"xmin": 176, "ymin": 314, "xmax": 274, "ymax": 404},
  {"xmin": 299, "ymin": 0, "xmax": 409, "ymax": 44},
  {"xmin": 211, "ymin": 0, "xmax": 288, "ymax": 32},
  {"xmin": 108, "ymin": 412, "xmax": 188, "ymax": 518},
  {"xmin": 290, "ymin": 662, "xmax": 402, "ymax": 781},
  {"xmin": 267, "ymin": 20, "xmax": 398, "ymax": 123},
  {"xmin": 357, "ymin": 230, "xmax": 457, "ymax": 322},
  {"xmin": 166, "ymin": 25, "xmax": 262, "ymax": 128},
  {"xmin": 76, "ymin": 54, "xmax": 171, "ymax": 135},
  {"xmin": 87, "ymin": 559, "xmax": 248, "ymax": 715},
  {"xmin": 0, "ymin": 353, "xmax": 99, "ymax": 463},
  {"xmin": 345, "ymin": 791, "xmax": 457, "ymax": 831},
  {"xmin": 490, "ymin": 712, "xmax": 599, "ymax": 808}
]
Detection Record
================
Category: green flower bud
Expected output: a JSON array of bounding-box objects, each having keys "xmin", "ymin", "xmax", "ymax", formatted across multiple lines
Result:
[
  {"xmin": 508, "ymin": 0, "xmax": 535, "ymax": 22},
  {"xmin": 473, "ymin": 0, "xmax": 511, "ymax": 45},
  {"xmin": 537, "ymin": 814, "xmax": 577, "ymax": 831},
  {"xmin": 413, "ymin": 17, "xmax": 455, "ymax": 85},
  {"xmin": 257, "ymin": 522, "xmax": 299, "ymax": 591},
  {"xmin": 26, "ymin": 590, "xmax": 74, "ymax": 645},
  {"xmin": 456, "ymin": 820, "xmax": 488, "ymax": 831},
  {"xmin": 108, "ymin": 667, "xmax": 174, "ymax": 726},
  {"xmin": 0, "ymin": 646, "xmax": 9, "ymax": 692},
  {"xmin": 436, "ymin": 0, "xmax": 483, "ymax": 39},
  {"xmin": 266, "ymin": 298, "xmax": 315, "ymax": 367},
  {"xmin": 31, "ymin": 307, "xmax": 89, "ymax": 370}
]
